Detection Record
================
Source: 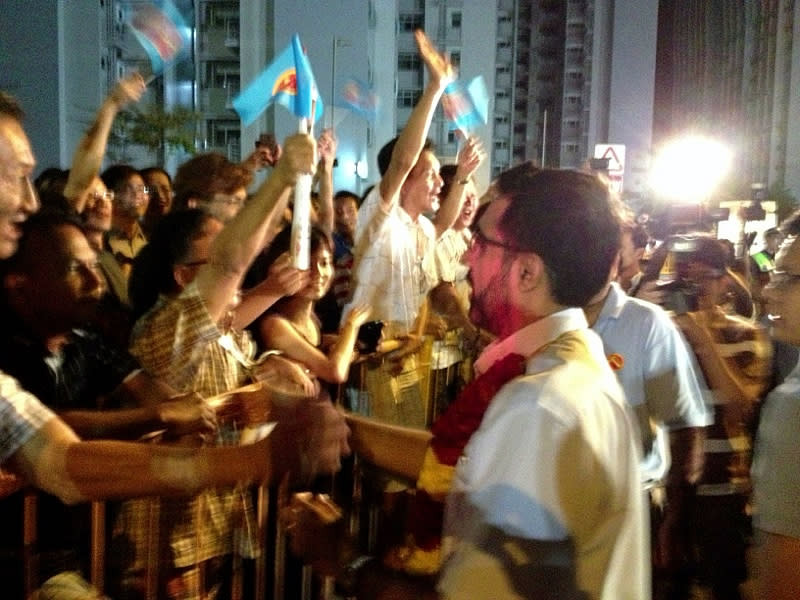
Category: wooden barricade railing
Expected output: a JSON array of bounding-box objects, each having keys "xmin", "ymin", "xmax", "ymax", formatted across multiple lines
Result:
[{"xmin": 8, "ymin": 329, "xmax": 471, "ymax": 600}]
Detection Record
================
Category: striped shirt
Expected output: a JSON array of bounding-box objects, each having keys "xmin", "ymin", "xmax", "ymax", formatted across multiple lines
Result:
[
  {"xmin": 0, "ymin": 371, "xmax": 55, "ymax": 465},
  {"xmin": 125, "ymin": 281, "xmax": 258, "ymax": 582},
  {"xmin": 695, "ymin": 311, "xmax": 771, "ymax": 496}
]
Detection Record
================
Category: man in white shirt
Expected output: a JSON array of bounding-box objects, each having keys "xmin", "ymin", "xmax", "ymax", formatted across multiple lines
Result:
[{"xmin": 438, "ymin": 165, "xmax": 647, "ymax": 600}]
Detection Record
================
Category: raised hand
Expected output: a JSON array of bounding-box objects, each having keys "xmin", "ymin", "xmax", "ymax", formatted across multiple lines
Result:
[
  {"xmin": 110, "ymin": 72, "xmax": 147, "ymax": 108},
  {"xmin": 455, "ymin": 136, "xmax": 486, "ymax": 181},
  {"xmin": 274, "ymin": 133, "xmax": 317, "ymax": 187},
  {"xmin": 263, "ymin": 252, "xmax": 311, "ymax": 297},
  {"xmin": 342, "ymin": 302, "xmax": 372, "ymax": 332},
  {"xmin": 317, "ymin": 128, "xmax": 338, "ymax": 172},
  {"xmin": 415, "ymin": 29, "xmax": 455, "ymax": 89}
]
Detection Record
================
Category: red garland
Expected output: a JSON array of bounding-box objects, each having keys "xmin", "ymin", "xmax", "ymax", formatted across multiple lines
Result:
[{"xmin": 430, "ymin": 353, "xmax": 527, "ymax": 466}]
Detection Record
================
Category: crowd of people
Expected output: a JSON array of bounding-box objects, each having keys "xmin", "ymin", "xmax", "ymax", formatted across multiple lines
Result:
[{"xmin": 1, "ymin": 28, "xmax": 800, "ymax": 600}]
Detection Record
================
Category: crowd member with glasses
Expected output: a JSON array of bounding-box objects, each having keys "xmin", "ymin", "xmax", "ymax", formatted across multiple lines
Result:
[
  {"xmin": 651, "ymin": 235, "xmax": 770, "ymax": 599},
  {"xmin": 140, "ymin": 165, "xmax": 174, "ymax": 236},
  {"xmin": 123, "ymin": 134, "xmax": 334, "ymax": 600},
  {"xmin": 0, "ymin": 90, "xmax": 350, "ymax": 599},
  {"xmin": 751, "ymin": 210, "xmax": 800, "ymax": 600},
  {"xmin": 0, "ymin": 212, "xmax": 218, "ymax": 598},
  {"xmin": 171, "ymin": 152, "xmax": 252, "ymax": 223},
  {"xmin": 101, "ymin": 164, "xmax": 151, "ymax": 277}
]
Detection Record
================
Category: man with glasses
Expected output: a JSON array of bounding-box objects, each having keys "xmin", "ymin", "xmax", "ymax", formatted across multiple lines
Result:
[
  {"xmin": 101, "ymin": 164, "xmax": 151, "ymax": 277},
  {"xmin": 287, "ymin": 165, "xmax": 647, "ymax": 599},
  {"xmin": 171, "ymin": 153, "xmax": 253, "ymax": 223},
  {"xmin": 751, "ymin": 210, "xmax": 800, "ymax": 600}
]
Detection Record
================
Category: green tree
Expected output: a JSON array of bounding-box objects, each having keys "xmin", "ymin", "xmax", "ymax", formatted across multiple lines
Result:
[{"xmin": 108, "ymin": 104, "xmax": 198, "ymax": 166}]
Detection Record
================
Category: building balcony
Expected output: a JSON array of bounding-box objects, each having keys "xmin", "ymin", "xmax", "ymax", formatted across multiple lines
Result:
[{"xmin": 200, "ymin": 87, "xmax": 238, "ymax": 115}]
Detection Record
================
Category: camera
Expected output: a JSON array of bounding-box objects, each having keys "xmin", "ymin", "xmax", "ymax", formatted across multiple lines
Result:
[
  {"xmin": 356, "ymin": 320, "xmax": 384, "ymax": 354},
  {"xmin": 656, "ymin": 237, "xmax": 701, "ymax": 314},
  {"xmin": 656, "ymin": 278, "xmax": 700, "ymax": 314}
]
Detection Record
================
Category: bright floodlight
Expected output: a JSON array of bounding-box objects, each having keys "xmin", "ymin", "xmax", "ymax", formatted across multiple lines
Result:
[{"xmin": 650, "ymin": 136, "xmax": 732, "ymax": 203}]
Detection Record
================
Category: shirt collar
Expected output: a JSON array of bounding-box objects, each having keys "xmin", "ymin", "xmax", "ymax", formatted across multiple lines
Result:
[
  {"xmin": 474, "ymin": 307, "xmax": 589, "ymax": 375},
  {"xmin": 596, "ymin": 282, "xmax": 626, "ymax": 323}
]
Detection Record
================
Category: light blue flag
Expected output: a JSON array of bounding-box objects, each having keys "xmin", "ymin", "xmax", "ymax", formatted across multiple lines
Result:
[
  {"xmin": 125, "ymin": 0, "xmax": 191, "ymax": 75},
  {"xmin": 233, "ymin": 34, "xmax": 324, "ymax": 126},
  {"xmin": 336, "ymin": 77, "xmax": 380, "ymax": 122},
  {"xmin": 443, "ymin": 76, "xmax": 489, "ymax": 133}
]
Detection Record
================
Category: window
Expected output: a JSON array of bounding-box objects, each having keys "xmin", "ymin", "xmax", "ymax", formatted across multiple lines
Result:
[
  {"xmin": 399, "ymin": 13, "xmax": 424, "ymax": 31},
  {"xmin": 495, "ymin": 139, "xmax": 509, "ymax": 150},
  {"xmin": 451, "ymin": 11, "xmax": 462, "ymax": 28},
  {"xmin": 398, "ymin": 53, "xmax": 421, "ymax": 70},
  {"xmin": 397, "ymin": 89, "xmax": 421, "ymax": 107},
  {"xmin": 450, "ymin": 51, "xmax": 461, "ymax": 70},
  {"xmin": 447, "ymin": 130, "xmax": 458, "ymax": 144}
]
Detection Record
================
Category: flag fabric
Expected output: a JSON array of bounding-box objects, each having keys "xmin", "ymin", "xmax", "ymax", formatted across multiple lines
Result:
[
  {"xmin": 125, "ymin": 0, "xmax": 191, "ymax": 75},
  {"xmin": 442, "ymin": 76, "xmax": 489, "ymax": 134},
  {"xmin": 233, "ymin": 34, "xmax": 324, "ymax": 127},
  {"xmin": 337, "ymin": 77, "xmax": 380, "ymax": 122}
]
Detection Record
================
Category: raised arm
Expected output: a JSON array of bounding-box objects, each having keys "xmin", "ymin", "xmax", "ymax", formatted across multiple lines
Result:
[
  {"xmin": 194, "ymin": 133, "xmax": 316, "ymax": 322},
  {"xmin": 378, "ymin": 30, "xmax": 454, "ymax": 208},
  {"xmin": 432, "ymin": 136, "xmax": 485, "ymax": 238},
  {"xmin": 315, "ymin": 128, "xmax": 336, "ymax": 234},
  {"xmin": 63, "ymin": 73, "xmax": 146, "ymax": 213},
  {"xmin": 232, "ymin": 252, "xmax": 310, "ymax": 330}
]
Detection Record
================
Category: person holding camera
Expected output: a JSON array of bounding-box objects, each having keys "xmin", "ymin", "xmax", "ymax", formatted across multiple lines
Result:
[{"xmin": 667, "ymin": 235, "xmax": 771, "ymax": 599}]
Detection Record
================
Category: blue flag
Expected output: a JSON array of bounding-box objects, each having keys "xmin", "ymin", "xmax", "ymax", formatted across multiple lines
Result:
[
  {"xmin": 125, "ymin": 0, "xmax": 191, "ymax": 75},
  {"xmin": 337, "ymin": 77, "xmax": 380, "ymax": 122},
  {"xmin": 233, "ymin": 34, "xmax": 324, "ymax": 126},
  {"xmin": 442, "ymin": 76, "xmax": 489, "ymax": 133}
]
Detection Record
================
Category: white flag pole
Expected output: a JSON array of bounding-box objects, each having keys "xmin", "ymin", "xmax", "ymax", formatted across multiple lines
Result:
[{"xmin": 291, "ymin": 92, "xmax": 317, "ymax": 270}]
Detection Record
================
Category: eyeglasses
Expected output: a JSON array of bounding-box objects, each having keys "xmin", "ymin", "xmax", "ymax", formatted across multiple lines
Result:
[
  {"xmin": 209, "ymin": 194, "xmax": 246, "ymax": 207},
  {"xmin": 179, "ymin": 259, "xmax": 208, "ymax": 268},
  {"xmin": 124, "ymin": 184, "xmax": 151, "ymax": 195},
  {"xmin": 469, "ymin": 228, "xmax": 523, "ymax": 253},
  {"xmin": 769, "ymin": 270, "xmax": 800, "ymax": 288},
  {"xmin": 91, "ymin": 190, "xmax": 115, "ymax": 203}
]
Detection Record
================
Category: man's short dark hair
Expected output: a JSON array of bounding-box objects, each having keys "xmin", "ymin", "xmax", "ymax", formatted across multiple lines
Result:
[
  {"xmin": 495, "ymin": 164, "xmax": 623, "ymax": 307},
  {"xmin": 101, "ymin": 164, "xmax": 141, "ymax": 193},
  {"xmin": 376, "ymin": 137, "xmax": 435, "ymax": 177},
  {"xmin": 128, "ymin": 209, "xmax": 214, "ymax": 317},
  {"xmin": 334, "ymin": 189, "xmax": 360, "ymax": 207},
  {"xmin": 3, "ymin": 211, "xmax": 85, "ymax": 275}
]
